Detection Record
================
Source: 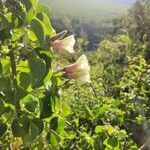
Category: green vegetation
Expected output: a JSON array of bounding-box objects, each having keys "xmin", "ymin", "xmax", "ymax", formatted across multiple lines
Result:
[{"xmin": 0, "ymin": 0, "xmax": 150, "ymax": 149}]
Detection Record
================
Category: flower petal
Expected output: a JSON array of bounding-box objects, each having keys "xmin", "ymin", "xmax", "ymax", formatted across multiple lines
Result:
[
  {"xmin": 51, "ymin": 35, "xmax": 75, "ymax": 53},
  {"xmin": 63, "ymin": 55, "xmax": 90, "ymax": 82}
]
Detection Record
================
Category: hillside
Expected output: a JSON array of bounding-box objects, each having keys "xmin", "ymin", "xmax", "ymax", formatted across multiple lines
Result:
[{"xmin": 40, "ymin": 0, "xmax": 135, "ymax": 23}]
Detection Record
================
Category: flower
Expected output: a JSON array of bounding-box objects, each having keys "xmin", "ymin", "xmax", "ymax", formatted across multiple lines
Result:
[
  {"xmin": 63, "ymin": 54, "xmax": 90, "ymax": 82},
  {"xmin": 51, "ymin": 35, "xmax": 75, "ymax": 53}
]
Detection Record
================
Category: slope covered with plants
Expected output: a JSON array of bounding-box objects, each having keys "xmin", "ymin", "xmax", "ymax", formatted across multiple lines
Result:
[{"xmin": 0, "ymin": 0, "xmax": 150, "ymax": 149}]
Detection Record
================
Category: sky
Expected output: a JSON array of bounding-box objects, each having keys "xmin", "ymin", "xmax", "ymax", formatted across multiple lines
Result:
[{"xmin": 41, "ymin": 0, "xmax": 135, "ymax": 23}]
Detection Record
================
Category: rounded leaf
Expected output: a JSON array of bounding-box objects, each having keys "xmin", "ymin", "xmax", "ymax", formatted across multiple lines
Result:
[
  {"xmin": 31, "ymin": 18, "xmax": 46, "ymax": 47},
  {"xmin": 11, "ymin": 117, "xmax": 30, "ymax": 137},
  {"xmin": 28, "ymin": 53, "xmax": 46, "ymax": 88}
]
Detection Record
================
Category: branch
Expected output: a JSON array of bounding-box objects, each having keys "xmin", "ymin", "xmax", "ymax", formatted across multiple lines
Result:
[
  {"xmin": 8, "ymin": 46, "xmax": 20, "ymax": 115},
  {"xmin": 9, "ymin": 48, "xmax": 17, "ymax": 76}
]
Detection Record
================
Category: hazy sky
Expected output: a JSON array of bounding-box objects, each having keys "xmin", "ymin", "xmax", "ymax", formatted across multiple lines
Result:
[
  {"xmin": 41, "ymin": 0, "xmax": 135, "ymax": 22},
  {"xmin": 47, "ymin": 0, "xmax": 135, "ymax": 5}
]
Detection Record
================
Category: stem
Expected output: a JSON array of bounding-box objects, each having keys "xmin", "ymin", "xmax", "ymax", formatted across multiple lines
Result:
[
  {"xmin": 89, "ymin": 83, "xmax": 97, "ymax": 98},
  {"xmin": 9, "ymin": 49, "xmax": 17, "ymax": 76},
  {"xmin": 9, "ymin": 46, "xmax": 20, "ymax": 115},
  {"xmin": 66, "ymin": 120, "xmax": 81, "ymax": 134}
]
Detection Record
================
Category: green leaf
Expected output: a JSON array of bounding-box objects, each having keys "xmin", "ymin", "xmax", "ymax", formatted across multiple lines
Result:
[
  {"xmin": 2, "ymin": 77, "xmax": 27, "ymax": 101},
  {"xmin": 25, "ymin": 7, "xmax": 35, "ymax": 23},
  {"xmin": 0, "ymin": 123, "xmax": 7, "ymax": 137},
  {"xmin": 17, "ymin": 60, "xmax": 29, "ymax": 73},
  {"xmin": 0, "ymin": 76, "xmax": 15, "ymax": 103},
  {"xmin": 30, "ymin": 122, "xmax": 38, "ymax": 142},
  {"xmin": 35, "ymin": 48, "xmax": 52, "ymax": 83},
  {"xmin": 107, "ymin": 125, "xmax": 115, "ymax": 135},
  {"xmin": 40, "ymin": 92, "xmax": 52, "ymax": 119},
  {"xmin": 0, "ymin": 99, "xmax": 4, "ymax": 114},
  {"xmin": 0, "ymin": 15, "xmax": 9, "ymax": 30},
  {"xmin": 23, "ymin": 95, "xmax": 40, "ymax": 113},
  {"xmin": 50, "ymin": 117, "xmax": 66, "ymax": 133},
  {"xmin": 98, "ymin": 104, "xmax": 108, "ymax": 115},
  {"xmin": 103, "ymin": 138, "xmax": 119, "ymax": 149},
  {"xmin": 0, "ymin": 0, "xmax": 3, "ymax": 9},
  {"xmin": 19, "ymin": 72, "xmax": 31, "ymax": 89},
  {"xmin": 68, "ymin": 132, "xmax": 76, "ymax": 140},
  {"xmin": 84, "ymin": 105, "xmax": 94, "ymax": 118},
  {"xmin": 57, "ymin": 117, "xmax": 66, "ymax": 133},
  {"xmin": 95, "ymin": 125, "xmax": 105, "ymax": 134},
  {"xmin": 31, "ymin": 18, "xmax": 46, "ymax": 47},
  {"xmin": 60, "ymin": 103, "xmax": 71, "ymax": 117},
  {"xmin": 28, "ymin": 52, "xmax": 46, "ymax": 88},
  {"xmin": 118, "ymin": 130, "xmax": 127, "ymax": 140},
  {"xmin": 20, "ymin": 0, "xmax": 32, "ymax": 12},
  {"xmin": 36, "ymin": 4, "xmax": 51, "ymax": 17},
  {"xmin": 32, "ymin": 118, "xmax": 44, "ymax": 134},
  {"xmin": 5, "ymin": 13, "xmax": 12, "ymax": 24},
  {"xmin": 22, "ymin": 0, "xmax": 36, "ymax": 23},
  {"xmin": 51, "ymin": 74, "xmax": 63, "ymax": 87},
  {"xmin": 11, "ymin": 117, "xmax": 30, "ymax": 137},
  {"xmin": 12, "ymin": 13, "xmax": 25, "ymax": 28},
  {"xmin": 3, "ymin": 109, "xmax": 15, "ymax": 125},
  {"xmin": 0, "ymin": 76, "xmax": 7, "ymax": 91},
  {"xmin": 31, "ymin": 0, "xmax": 38, "ymax": 6},
  {"xmin": 28, "ymin": 31, "xmax": 37, "ymax": 42},
  {"xmin": 51, "ymin": 95, "xmax": 60, "ymax": 113},
  {"xmin": 50, "ymin": 117, "xmax": 58, "ymax": 131},
  {"xmin": 47, "ymin": 132, "xmax": 58, "ymax": 146},
  {"xmin": 36, "ymin": 12, "xmax": 55, "ymax": 36},
  {"xmin": 0, "ymin": 29, "xmax": 11, "ymax": 42},
  {"xmin": 14, "ymin": 85, "xmax": 28, "ymax": 101},
  {"xmin": 25, "ymin": 100, "xmax": 38, "ymax": 112}
]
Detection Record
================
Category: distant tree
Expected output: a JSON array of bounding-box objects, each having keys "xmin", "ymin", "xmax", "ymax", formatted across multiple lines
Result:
[
  {"xmin": 132, "ymin": 0, "xmax": 150, "ymax": 42},
  {"xmin": 114, "ymin": 0, "xmax": 150, "ymax": 62}
]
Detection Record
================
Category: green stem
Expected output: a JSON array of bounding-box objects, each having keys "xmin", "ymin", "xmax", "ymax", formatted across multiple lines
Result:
[
  {"xmin": 9, "ymin": 49, "xmax": 17, "ymax": 76},
  {"xmin": 9, "ymin": 47, "xmax": 20, "ymax": 115},
  {"xmin": 89, "ymin": 83, "xmax": 97, "ymax": 98}
]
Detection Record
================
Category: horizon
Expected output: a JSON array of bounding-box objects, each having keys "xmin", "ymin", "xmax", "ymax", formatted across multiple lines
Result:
[{"xmin": 41, "ymin": 0, "xmax": 135, "ymax": 23}]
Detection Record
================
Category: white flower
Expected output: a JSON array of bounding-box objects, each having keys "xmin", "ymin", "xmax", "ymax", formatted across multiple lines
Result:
[
  {"xmin": 51, "ymin": 35, "xmax": 75, "ymax": 53},
  {"xmin": 63, "ymin": 55, "xmax": 90, "ymax": 82}
]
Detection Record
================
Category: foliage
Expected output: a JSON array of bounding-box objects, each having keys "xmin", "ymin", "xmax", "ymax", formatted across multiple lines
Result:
[
  {"xmin": 115, "ymin": 0, "xmax": 150, "ymax": 61},
  {"xmin": 0, "ymin": 0, "xmax": 67, "ymax": 149},
  {"xmin": 0, "ymin": 0, "xmax": 150, "ymax": 149},
  {"xmin": 58, "ymin": 34, "xmax": 150, "ymax": 149}
]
